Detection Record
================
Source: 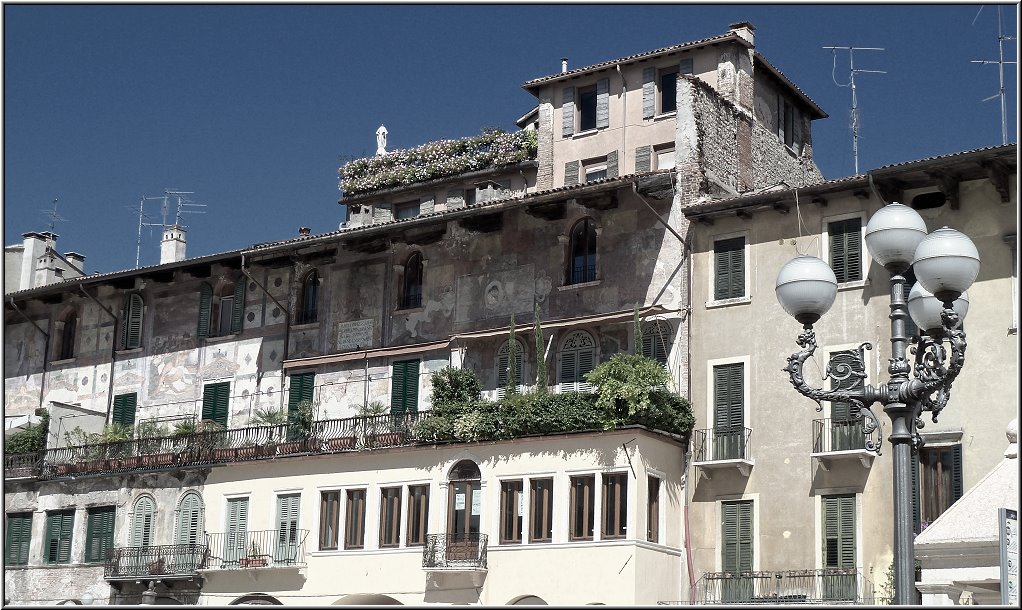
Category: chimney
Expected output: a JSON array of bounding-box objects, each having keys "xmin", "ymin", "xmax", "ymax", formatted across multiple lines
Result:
[
  {"xmin": 561, "ymin": 57, "xmax": 568, "ymax": 74},
  {"xmin": 19, "ymin": 231, "xmax": 55, "ymax": 290},
  {"xmin": 298, "ymin": 227, "xmax": 311, "ymax": 237},
  {"xmin": 34, "ymin": 246, "xmax": 60, "ymax": 288},
  {"xmin": 64, "ymin": 252, "xmax": 85, "ymax": 274},
  {"xmin": 729, "ymin": 21, "xmax": 756, "ymax": 46},
  {"xmin": 160, "ymin": 224, "xmax": 187, "ymax": 264}
]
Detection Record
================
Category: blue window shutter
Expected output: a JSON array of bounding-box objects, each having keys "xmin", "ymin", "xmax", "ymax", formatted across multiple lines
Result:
[
  {"xmin": 562, "ymin": 87, "xmax": 575, "ymax": 137},
  {"xmin": 596, "ymin": 78, "xmax": 610, "ymax": 129},
  {"xmin": 606, "ymin": 151, "xmax": 619, "ymax": 179},
  {"xmin": 642, "ymin": 68, "xmax": 655, "ymax": 119},
  {"xmin": 197, "ymin": 283, "xmax": 212, "ymax": 339}
]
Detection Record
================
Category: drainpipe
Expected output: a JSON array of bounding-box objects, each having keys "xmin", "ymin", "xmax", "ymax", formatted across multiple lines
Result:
[
  {"xmin": 78, "ymin": 285, "xmax": 118, "ymax": 422},
  {"xmin": 617, "ymin": 65, "xmax": 627, "ymax": 170},
  {"xmin": 241, "ymin": 253, "xmax": 291, "ymax": 411},
  {"xmin": 7, "ymin": 297, "xmax": 50, "ymax": 416}
]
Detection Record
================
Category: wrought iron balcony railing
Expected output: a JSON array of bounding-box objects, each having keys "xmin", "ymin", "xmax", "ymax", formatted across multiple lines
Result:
[
  {"xmin": 40, "ymin": 412, "xmax": 423, "ymax": 478},
  {"xmin": 422, "ymin": 533, "xmax": 488, "ymax": 570},
  {"xmin": 203, "ymin": 529, "xmax": 308, "ymax": 570},
  {"xmin": 812, "ymin": 418, "xmax": 879, "ymax": 454},
  {"xmin": 690, "ymin": 569, "xmax": 880, "ymax": 605},
  {"xmin": 104, "ymin": 543, "xmax": 208, "ymax": 580},
  {"xmin": 4, "ymin": 452, "xmax": 43, "ymax": 479},
  {"xmin": 691, "ymin": 428, "xmax": 754, "ymax": 463}
]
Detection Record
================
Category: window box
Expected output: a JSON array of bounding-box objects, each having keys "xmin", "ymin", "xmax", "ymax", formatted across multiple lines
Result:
[
  {"xmin": 238, "ymin": 556, "xmax": 268, "ymax": 568},
  {"xmin": 326, "ymin": 436, "xmax": 357, "ymax": 451}
]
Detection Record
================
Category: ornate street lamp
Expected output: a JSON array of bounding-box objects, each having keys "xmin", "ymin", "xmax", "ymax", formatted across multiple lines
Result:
[{"xmin": 775, "ymin": 202, "xmax": 979, "ymax": 605}]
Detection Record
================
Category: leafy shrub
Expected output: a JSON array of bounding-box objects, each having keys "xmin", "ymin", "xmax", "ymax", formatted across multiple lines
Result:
[
  {"xmin": 4, "ymin": 413, "xmax": 49, "ymax": 454},
  {"xmin": 251, "ymin": 408, "xmax": 288, "ymax": 426},
  {"xmin": 430, "ymin": 367, "xmax": 482, "ymax": 414},
  {"xmin": 586, "ymin": 354, "xmax": 694, "ymax": 436}
]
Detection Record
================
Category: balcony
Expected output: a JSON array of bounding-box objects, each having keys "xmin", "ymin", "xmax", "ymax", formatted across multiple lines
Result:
[
  {"xmin": 691, "ymin": 428, "xmax": 754, "ymax": 477},
  {"xmin": 202, "ymin": 529, "xmax": 308, "ymax": 571},
  {"xmin": 4, "ymin": 452, "xmax": 42, "ymax": 479},
  {"xmin": 811, "ymin": 419, "xmax": 877, "ymax": 469},
  {"xmin": 685, "ymin": 569, "xmax": 882, "ymax": 604},
  {"xmin": 40, "ymin": 413, "xmax": 423, "ymax": 478},
  {"xmin": 422, "ymin": 534, "xmax": 488, "ymax": 571},
  {"xmin": 104, "ymin": 543, "xmax": 207, "ymax": 581}
]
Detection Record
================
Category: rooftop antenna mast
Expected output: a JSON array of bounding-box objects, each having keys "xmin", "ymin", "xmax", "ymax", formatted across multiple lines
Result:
[
  {"xmin": 40, "ymin": 198, "xmax": 67, "ymax": 240},
  {"xmin": 970, "ymin": 5, "xmax": 1017, "ymax": 145},
  {"xmin": 163, "ymin": 189, "xmax": 206, "ymax": 226},
  {"xmin": 134, "ymin": 195, "xmax": 165, "ymax": 268},
  {"xmin": 823, "ymin": 46, "xmax": 886, "ymax": 175}
]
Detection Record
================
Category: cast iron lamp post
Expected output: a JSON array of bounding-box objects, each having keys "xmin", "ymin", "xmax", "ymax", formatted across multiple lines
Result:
[{"xmin": 774, "ymin": 202, "xmax": 979, "ymax": 605}]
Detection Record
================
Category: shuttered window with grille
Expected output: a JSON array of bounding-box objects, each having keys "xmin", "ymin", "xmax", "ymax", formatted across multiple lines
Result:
[
  {"xmin": 721, "ymin": 500, "xmax": 753, "ymax": 572},
  {"xmin": 714, "ymin": 237, "xmax": 745, "ymax": 300},
  {"xmin": 829, "ymin": 218, "xmax": 863, "ymax": 284},
  {"xmin": 559, "ymin": 330, "xmax": 596, "ymax": 393},
  {"xmin": 85, "ymin": 506, "xmax": 116, "ymax": 563},
  {"xmin": 390, "ymin": 360, "xmax": 419, "ymax": 415},
  {"xmin": 5, "ymin": 512, "xmax": 32, "ymax": 566},
  {"xmin": 201, "ymin": 382, "xmax": 230, "ymax": 428},
  {"xmin": 112, "ymin": 392, "xmax": 138, "ymax": 428},
  {"xmin": 176, "ymin": 492, "xmax": 203, "ymax": 546},
  {"xmin": 45, "ymin": 510, "xmax": 74, "ymax": 564},
  {"xmin": 712, "ymin": 363, "xmax": 745, "ymax": 460}
]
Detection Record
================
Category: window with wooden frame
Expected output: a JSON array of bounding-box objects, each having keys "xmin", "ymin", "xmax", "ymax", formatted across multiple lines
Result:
[
  {"xmin": 400, "ymin": 253, "xmax": 424, "ymax": 309},
  {"xmin": 201, "ymin": 382, "xmax": 230, "ymax": 428},
  {"xmin": 447, "ymin": 460, "xmax": 482, "ymax": 542},
  {"xmin": 406, "ymin": 485, "xmax": 429, "ymax": 547},
  {"xmin": 175, "ymin": 492, "xmax": 203, "ymax": 547},
  {"xmin": 56, "ymin": 308, "xmax": 77, "ymax": 360},
  {"xmin": 578, "ymin": 84, "xmax": 598, "ymax": 132},
  {"xmin": 500, "ymin": 480, "xmax": 524, "ymax": 544},
  {"xmin": 583, "ymin": 157, "xmax": 608, "ymax": 183},
  {"xmin": 714, "ymin": 236, "xmax": 746, "ymax": 301},
  {"xmin": 112, "ymin": 392, "xmax": 138, "ymax": 428},
  {"xmin": 647, "ymin": 476, "xmax": 661, "ymax": 543},
  {"xmin": 119, "ymin": 293, "xmax": 144, "ymax": 350},
  {"xmin": 913, "ymin": 444, "xmax": 963, "ymax": 532},
  {"xmin": 530, "ymin": 478, "xmax": 553, "ymax": 543},
  {"xmin": 568, "ymin": 218, "xmax": 598, "ymax": 285},
  {"xmin": 296, "ymin": 269, "xmax": 319, "ymax": 324},
  {"xmin": 45, "ymin": 509, "xmax": 74, "ymax": 564},
  {"xmin": 379, "ymin": 487, "xmax": 402, "ymax": 548},
  {"xmin": 721, "ymin": 500, "xmax": 753, "ymax": 573},
  {"xmin": 712, "ymin": 363, "xmax": 745, "ymax": 460},
  {"xmin": 85, "ymin": 506, "xmax": 115, "ymax": 563},
  {"xmin": 569, "ymin": 475, "xmax": 596, "ymax": 541},
  {"xmin": 320, "ymin": 491, "xmax": 340, "ymax": 550},
  {"xmin": 659, "ymin": 67, "xmax": 679, "ymax": 114},
  {"xmin": 345, "ymin": 489, "xmax": 367, "ymax": 549},
  {"xmin": 602, "ymin": 472, "xmax": 628, "ymax": 539},
  {"xmin": 828, "ymin": 218, "xmax": 863, "ymax": 284},
  {"xmin": 390, "ymin": 359, "xmax": 420, "ymax": 415},
  {"xmin": 5, "ymin": 512, "xmax": 32, "ymax": 566},
  {"xmin": 559, "ymin": 330, "xmax": 596, "ymax": 393},
  {"xmin": 198, "ymin": 279, "xmax": 246, "ymax": 338}
]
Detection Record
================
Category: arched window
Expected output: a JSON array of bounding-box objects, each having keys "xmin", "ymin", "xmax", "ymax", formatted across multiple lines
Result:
[
  {"xmin": 198, "ymin": 280, "xmax": 246, "ymax": 338},
  {"xmin": 496, "ymin": 339, "xmax": 525, "ymax": 399},
  {"xmin": 558, "ymin": 330, "xmax": 596, "ymax": 393},
  {"xmin": 568, "ymin": 219, "xmax": 598, "ymax": 284},
  {"xmin": 296, "ymin": 270, "xmax": 319, "ymax": 324},
  {"xmin": 641, "ymin": 320, "xmax": 672, "ymax": 366},
  {"xmin": 175, "ymin": 491, "xmax": 203, "ymax": 547},
  {"xmin": 120, "ymin": 293, "xmax": 144, "ymax": 350},
  {"xmin": 448, "ymin": 460, "xmax": 482, "ymax": 543},
  {"xmin": 401, "ymin": 253, "xmax": 423, "ymax": 309},
  {"xmin": 132, "ymin": 496, "xmax": 156, "ymax": 547},
  {"xmin": 56, "ymin": 308, "xmax": 77, "ymax": 360}
]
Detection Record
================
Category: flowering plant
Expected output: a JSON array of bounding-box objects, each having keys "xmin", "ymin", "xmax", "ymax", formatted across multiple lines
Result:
[{"xmin": 339, "ymin": 129, "xmax": 537, "ymax": 195}]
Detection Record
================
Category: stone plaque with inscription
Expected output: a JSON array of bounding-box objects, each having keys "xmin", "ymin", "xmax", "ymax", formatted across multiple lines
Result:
[{"xmin": 337, "ymin": 319, "xmax": 374, "ymax": 352}]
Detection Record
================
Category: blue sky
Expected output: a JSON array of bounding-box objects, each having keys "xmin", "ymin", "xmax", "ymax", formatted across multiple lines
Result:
[{"xmin": 4, "ymin": 4, "xmax": 1017, "ymax": 274}]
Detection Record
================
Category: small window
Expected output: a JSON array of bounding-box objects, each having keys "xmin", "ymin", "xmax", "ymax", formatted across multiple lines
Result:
[
  {"xmin": 112, "ymin": 392, "xmax": 138, "ymax": 428},
  {"xmin": 568, "ymin": 219, "xmax": 598, "ymax": 285},
  {"xmin": 916, "ymin": 444, "xmax": 963, "ymax": 531},
  {"xmin": 400, "ymin": 253, "xmax": 423, "ymax": 309},
  {"xmin": 5, "ymin": 512, "xmax": 33, "ymax": 566},
  {"xmin": 601, "ymin": 473, "xmax": 627, "ymax": 539},
  {"xmin": 406, "ymin": 485, "xmax": 429, "ymax": 547},
  {"xmin": 569, "ymin": 475, "xmax": 596, "ymax": 541},
  {"xmin": 56, "ymin": 309, "xmax": 77, "ymax": 360},
  {"xmin": 345, "ymin": 489, "xmax": 367, "ymax": 549},
  {"xmin": 911, "ymin": 192, "xmax": 947, "ymax": 210},
  {"xmin": 659, "ymin": 68, "xmax": 679, "ymax": 114},
  {"xmin": 782, "ymin": 101, "xmax": 794, "ymax": 147},
  {"xmin": 530, "ymin": 478, "xmax": 553, "ymax": 543},
  {"xmin": 379, "ymin": 487, "xmax": 402, "ymax": 548},
  {"xmin": 829, "ymin": 218, "xmax": 863, "ymax": 284},
  {"xmin": 394, "ymin": 201, "xmax": 420, "ymax": 220},
  {"xmin": 320, "ymin": 491, "xmax": 340, "ymax": 550},
  {"xmin": 45, "ymin": 510, "xmax": 74, "ymax": 564},
  {"xmin": 464, "ymin": 188, "xmax": 477, "ymax": 206},
  {"xmin": 579, "ymin": 85, "xmax": 598, "ymax": 132},
  {"xmin": 390, "ymin": 359, "xmax": 420, "ymax": 415},
  {"xmin": 85, "ymin": 506, "xmax": 116, "ymax": 563},
  {"xmin": 296, "ymin": 270, "xmax": 319, "ymax": 324},
  {"xmin": 655, "ymin": 145, "xmax": 676, "ymax": 170},
  {"xmin": 500, "ymin": 480, "xmax": 524, "ymax": 544},
  {"xmin": 641, "ymin": 320, "xmax": 672, "ymax": 366},
  {"xmin": 583, "ymin": 157, "xmax": 608, "ymax": 183},
  {"xmin": 714, "ymin": 236, "xmax": 745, "ymax": 300},
  {"xmin": 647, "ymin": 476, "xmax": 661, "ymax": 543},
  {"xmin": 202, "ymin": 382, "xmax": 230, "ymax": 428},
  {"xmin": 120, "ymin": 293, "xmax": 144, "ymax": 350}
]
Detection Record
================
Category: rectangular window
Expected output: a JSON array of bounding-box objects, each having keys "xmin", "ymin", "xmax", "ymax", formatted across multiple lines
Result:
[
  {"xmin": 712, "ymin": 363, "xmax": 745, "ymax": 460},
  {"xmin": 829, "ymin": 351, "xmax": 866, "ymax": 451},
  {"xmin": 647, "ymin": 476, "xmax": 661, "ymax": 543},
  {"xmin": 216, "ymin": 295, "xmax": 235, "ymax": 337},
  {"xmin": 5, "ymin": 512, "xmax": 32, "ymax": 566},
  {"xmin": 602, "ymin": 473, "xmax": 628, "ymax": 539},
  {"xmin": 85, "ymin": 506, "xmax": 116, "ymax": 563},
  {"xmin": 45, "ymin": 510, "xmax": 75, "ymax": 564},
  {"xmin": 464, "ymin": 188, "xmax": 476, "ymax": 206},
  {"xmin": 394, "ymin": 201, "xmax": 420, "ymax": 220},
  {"xmin": 579, "ymin": 85, "xmax": 598, "ymax": 131},
  {"xmin": 345, "ymin": 489, "xmax": 367, "ymax": 549},
  {"xmin": 379, "ymin": 487, "xmax": 402, "ymax": 548},
  {"xmin": 275, "ymin": 494, "xmax": 301, "ymax": 563},
  {"xmin": 714, "ymin": 236, "xmax": 745, "ymax": 300},
  {"xmin": 655, "ymin": 145, "xmax": 676, "ymax": 170},
  {"xmin": 583, "ymin": 157, "xmax": 608, "ymax": 183},
  {"xmin": 390, "ymin": 360, "xmax": 420, "ymax": 415},
  {"xmin": 721, "ymin": 500, "xmax": 753, "ymax": 572},
  {"xmin": 917, "ymin": 444, "xmax": 963, "ymax": 530},
  {"xmin": 319, "ymin": 491, "xmax": 340, "ymax": 550},
  {"xmin": 111, "ymin": 392, "xmax": 137, "ymax": 427},
  {"xmin": 287, "ymin": 372, "xmax": 316, "ymax": 428},
  {"xmin": 829, "ymin": 218, "xmax": 863, "ymax": 284},
  {"xmin": 659, "ymin": 68, "xmax": 679, "ymax": 114},
  {"xmin": 201, "ymin": 382, "xmax": 230, "ymax": 427},
  {"xmin": 822, "ymin": 495, "xmax": 858, "ymax": 601},
  {"xmin": 500, "ymin": 480, "xmax": 524, "ymax": 544},
  {"xmin": 530, "ymin": 478, "xmax": 553, "ymax": 543},
  {"xmin": 569, "ymin": 475, "xmax": 596, "ymax": 541},
  {"xmin": 224, "ymin": 497, "xmax": 249, "ymax": 564},
  {"xmin": 406, "ymin": 485, "xmax": 429, "ymax": 547}
]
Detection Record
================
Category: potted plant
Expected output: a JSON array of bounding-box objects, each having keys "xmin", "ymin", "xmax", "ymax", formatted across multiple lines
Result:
[
  {"xmin": 279, "ymin": 400, "xmax": 320, "ymax": 455},
  {"xmin": 171, "ymin": 419, "xmax": 197, "ymax": 463},
  {"xmin": 250, "ymin": 407, "xmax": 288, "ymax": 457},
  {"xmin": 194, "ymin": 420, "xmax": 227, "ymax": 461},
  {"xmin": 136, "ymin": 420, "xmax": 171, "ymax": 467},
  {"xmin": 102, "ymin": 423, "xmax": 134, "ymax": 470},
  {"xmin": 147, "ymin": 557, "xmax": 167, "ymax": 575},
  {"xmin": 361, "ymin": 401, "xmax": 405, "ymax": 446},
  {"xmin": 239, "ymin": 541, "xmax": 267, "ymax": 568}
]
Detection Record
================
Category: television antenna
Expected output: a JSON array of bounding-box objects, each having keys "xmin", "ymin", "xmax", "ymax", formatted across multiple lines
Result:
[
  {"xmin": 131, "ymin": 189, "xmax": 207, "ymax": 268},
  {"xmin": 823, "ymin": 46, "xmax": 886, "ymax": 175},
  {"xmin": 40, "ymin": 198, "xmax": 67, "ymax": 237},
  {"xmin": 971, "ymin": 5, "xmax": 1017, "ymax": 145}
]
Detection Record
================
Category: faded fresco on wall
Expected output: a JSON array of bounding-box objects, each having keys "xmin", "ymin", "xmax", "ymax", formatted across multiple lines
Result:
[
  {"xmin": 455, "ymin": 265, "xmax": 536, "ymax": 323},
  {"xmin": 148, "ymin": 350, "xmax": 197, "ymax": 401}
]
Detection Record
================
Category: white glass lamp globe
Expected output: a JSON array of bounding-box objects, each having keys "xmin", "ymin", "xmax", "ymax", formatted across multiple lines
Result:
[
  {"xmin": 907, "ymin": 283, "xmax": 969, "ymax": 334},
  {"xmin": 864, "ymin": 202, "xmax": 929, "ymax": 271},
  {"xmin": 775, "ymin": 255, "xmax": 838, "ymax": 325},
  {"xmin": 911, "ymin": 227, "xmax": 980, "ymax": 302}
]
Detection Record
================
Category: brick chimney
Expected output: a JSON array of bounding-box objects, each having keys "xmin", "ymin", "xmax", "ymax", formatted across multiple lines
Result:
[
  {"xmin": 729, "ymin": 21, "xmax": 756, "ymax": 45},
  {"xmin": 160, "ymin": 225, "xmax": 187, "ymax": 264}
]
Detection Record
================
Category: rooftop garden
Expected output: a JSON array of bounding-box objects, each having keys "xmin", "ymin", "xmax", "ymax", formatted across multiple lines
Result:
[{"xmin": 339, "ymin": 128, "xmax": 538, "ymax": 196}]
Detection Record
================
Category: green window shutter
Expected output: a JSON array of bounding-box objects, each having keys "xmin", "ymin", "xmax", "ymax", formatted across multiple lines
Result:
[
  {"xmin": 197, "ymin": 283, "xmax": 212, "ymax": 339},
  {"xmin": 112, "ymin": 392, "xmax": 137, "ymax": 428},
  {"xmin": 276, "ymin": 494, "xmax": 301, "ymax": 557},
  {"xmin": 132, "ymin": 497, "xmax": 155, "ymax": 547},
  {"xmin": 635, "ymin": 145, "xmax": 652, "ymax": 173},
  {"xmin": 596, "ymin": 78, "xmax": 610, "ymax": 129},
  {"xmin": 829, "ymin": 351, "xmax": 863, "ymax": 421},
  {"xmin": 823, "ymin": 495, "xmax": 856, "ymax": 568},
  {"xmin": 559, "ymin": 349, "xmax": 577, "ymax": 392},
  {"xmin": 390, "ymin": 360, "xmax": 420, "ymax": 414},
  {"xmin": 562, "ymin": 87, "xmax": 575, "ymax": 137},
  {"xmin": 577, "ymin": 348, "xmax": 595, "ymax": 392},
  {"xmin": 714, "ymin": 364, "xmax": 743, "ymax": 431},
  {"xmin": 641, "ymin": 321, "xmax": 670, "ymax": 366},
  {"xmin": 176, "ymin": 492, "xmax": 203, "ymax": 546},
  {"xmin": 122, "ymin": 294, "xmax": 143, "ymax": 350},
  {"xmin": 722, "ymin": 500, "xmax": 753, "ymax": 572},
  {"xmin": 679, "ymin": 58, "xmax": 694, "ymax": 75},
  {"xmin": 85, "ymin": 506, "xmax": 115, "ymax": 563},
  {"xmin": 202, "ymin": 382, "xmax": 230, "ymax": 427},
  {"xmin": 564, "ymin": 160, "xmax": 580, "ymax": 186},
  {"xmin": 830, "ymin": 219, "xmax": 862, "ymax": 283},
  {"xmin": 287, "ymin": 373, "xmax": 316, "ymax": 416},
  {"xmin": 496, "ymin": 341, "xmax": 524, "ymax": 399},
  {"xmin": 642, "ymin": 67, "xmax": 655, "ymax": 119},
  {"xmin": 5, "ymin": 513, "xmax": 32, "ymax": 565},
  {"xmin": 714, "ymin": 237, "xmax": 745, "ymax": 300},
  {"xmin": 46, "ymin": 510, "xmax": 74, "ymax": 564},
  {"xmin": 951, "ymin": 444, "xmax": 964, "ymax": 502},
  {"xmin": 231, "ymin": 279, "xmax": 246, "ymax": 335},
  {"xmin": 606, "ymin": 150, "xmax": 619, "ymax": 179},
  {"xmin": 226, "ymin": 497, "xmax": 249, "ymax": 562}
]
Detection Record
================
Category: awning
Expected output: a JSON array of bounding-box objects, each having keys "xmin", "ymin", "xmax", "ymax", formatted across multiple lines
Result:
[
  {"xmin": 283, "ymin": 339, "xmax": 453, "ymax": 371},
  {"xmin": 450, "ymin": 304, "xmax": 680, "ymax": 341}
]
